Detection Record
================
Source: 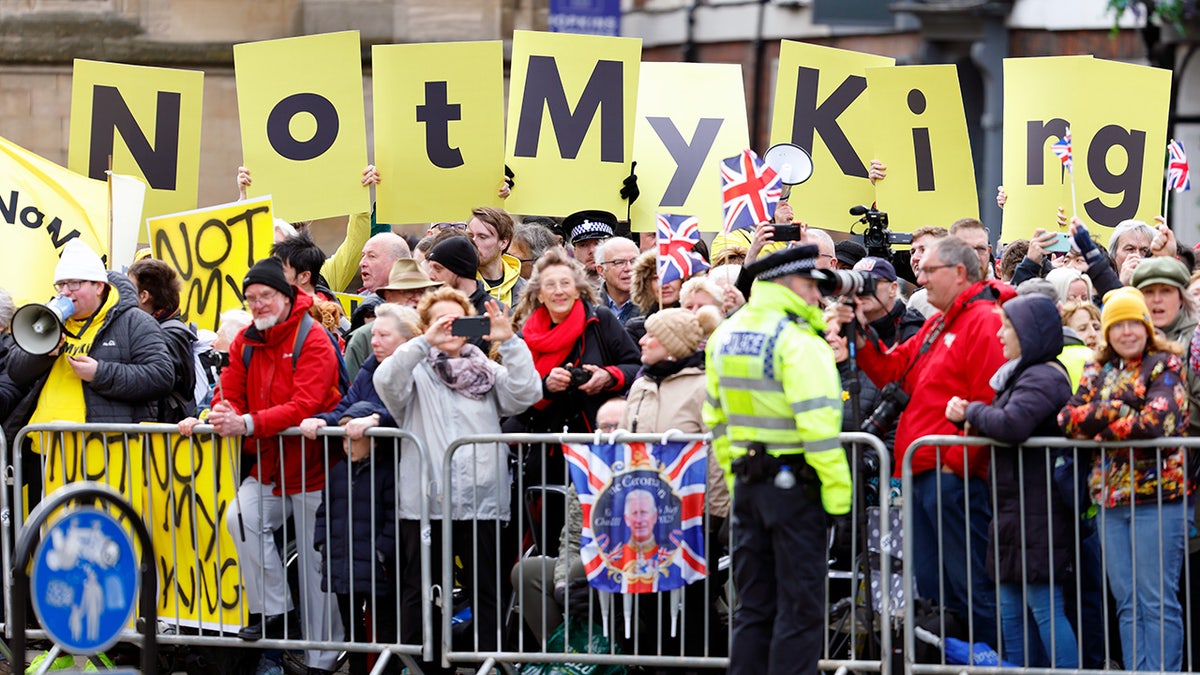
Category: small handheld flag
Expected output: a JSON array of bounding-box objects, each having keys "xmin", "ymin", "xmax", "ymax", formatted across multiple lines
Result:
[
  {"xmin": 1050, "ymin": 127, "xmax": 1077, "ymax": 218},
  {"xmin": 1051, "ymin": 128, "xmax": 1073, "ymax": 173},
  {"xmin": 720, "ymin": 149, "xmax": 782, "ymax": 234},
  {"xmin": 1169, "ymin": 139, "xmax": 1190, "ymax": 193},
  {"xmin": 657, "ymin": 214, "xmax": 709, "ymax": 286}
]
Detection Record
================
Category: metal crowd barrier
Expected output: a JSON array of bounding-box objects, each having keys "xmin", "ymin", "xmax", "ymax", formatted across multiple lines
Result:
[
  {"xmin": 6, "ymin": 422, "xmax": 432, "ymax": 675},
  {"xmin": 440, "ymin": 431, "xmax": 892, "ymax": 674},
  {"xmin": 3, "ymin": 424, "xmax": 892, "ymax": 674},
  {"xmin": 901, "ymin": 435, "xmax": 1200, "ymax": 675}
]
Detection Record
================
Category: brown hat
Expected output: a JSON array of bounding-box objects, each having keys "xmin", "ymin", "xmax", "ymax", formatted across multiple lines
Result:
[
  {"xmin": 645, "ymin": 308, "xmax": 704, "ymax": 360},
  {"xmin": 375, "ymin": 258, "xmax": 442, "ymax": 293}
]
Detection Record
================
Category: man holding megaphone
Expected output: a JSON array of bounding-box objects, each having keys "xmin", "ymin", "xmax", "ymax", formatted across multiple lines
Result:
[{"xmin": 6, "ymin": 239, "xmax": 173, "ymax": 458}]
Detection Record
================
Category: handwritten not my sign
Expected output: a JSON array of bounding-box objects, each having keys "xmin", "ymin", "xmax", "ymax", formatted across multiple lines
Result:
[{"xmin": 148, "ymin": 196, "xmax": 274, "ymax": 333}]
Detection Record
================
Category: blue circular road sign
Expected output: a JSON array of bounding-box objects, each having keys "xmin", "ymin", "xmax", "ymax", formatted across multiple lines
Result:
[{"xmin": 31, "ymin": 507, "xmax": 140, "ymax": 655}]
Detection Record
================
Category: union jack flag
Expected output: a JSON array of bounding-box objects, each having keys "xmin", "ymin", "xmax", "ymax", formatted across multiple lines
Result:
[
  {"xmin": 720, "ymin": 148, "xmax": 782, "ymax": 234},
  {"xmin": 656, "ymin": 214, "xmax": 709, "ymax": 286},
  {"xmin": 564, "ymin": 440, "xmax": 708, "ymax": 594},
  {"xmin": 1051, "ymin": 128, "xmax": 1073, "ymax": 173},
  {"xmin": 1169, "ymin": 139, "xmax": 1191, "ymax": 192}
]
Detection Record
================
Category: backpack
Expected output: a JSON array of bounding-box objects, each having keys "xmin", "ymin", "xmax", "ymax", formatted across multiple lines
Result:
[
  {"xmin": 241, "ymin": 313, "xmax": 351, "ymax": 396},
  {"xmin": 160, "ymin": 318, "xmax": 200, "ymax": 422}
]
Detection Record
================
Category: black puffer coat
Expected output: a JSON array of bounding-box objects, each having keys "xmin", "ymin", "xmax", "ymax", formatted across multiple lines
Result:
[
  {"xmin": 964, "ymin": 294, "xmax": 1074, "ymax": 583},
  {"xmin": 5, "ymin": 271, "xmax": 173, "ymax": 435},
  {"xmin": 313, "ymin": 396, "xmax": 397, "ymax": 595}
]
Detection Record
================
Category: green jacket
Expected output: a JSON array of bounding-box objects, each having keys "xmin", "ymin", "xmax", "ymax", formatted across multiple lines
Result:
[{"xmin": 702, "ymin": 280, "xmax": 852, "ymax": 515}]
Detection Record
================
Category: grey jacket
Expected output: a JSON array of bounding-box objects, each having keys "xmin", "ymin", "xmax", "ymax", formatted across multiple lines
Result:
[
  {"xmin": 5, "ymin": 271, "xmax": 173, "ymax": 432},
  {"xmin": 374, "ymin": 335, "xmax": 542, "ymax": 520}
]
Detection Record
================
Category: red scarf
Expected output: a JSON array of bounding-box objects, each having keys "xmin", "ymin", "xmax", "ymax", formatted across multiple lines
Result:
[{"xmin": 522, "ymin": 300, "xmax": 587, "ymax": 377}]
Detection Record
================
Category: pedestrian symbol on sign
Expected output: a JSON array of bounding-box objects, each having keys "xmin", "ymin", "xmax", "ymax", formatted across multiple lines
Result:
[{"xmin": 31, "ymin": 507, "xmax": 140, "ymax": 655}]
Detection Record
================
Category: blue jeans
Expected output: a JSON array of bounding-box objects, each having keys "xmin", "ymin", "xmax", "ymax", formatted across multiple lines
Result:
[
  {"xmin": 911, "ymin": 470, "xmax": 997, "ymax": 643},
  {"xmin": 1100, "ymin": 500, "xmax": 1187, "ymax": 672},
  {"xmin": 999, "ymin": 582, "xmax": 1078, "ymax": 667}
]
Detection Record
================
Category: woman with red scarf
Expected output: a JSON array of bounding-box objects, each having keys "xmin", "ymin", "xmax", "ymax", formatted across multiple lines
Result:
[{"xmin": 511, "ymin": 250, "xmax": 640, "ymax": 479}]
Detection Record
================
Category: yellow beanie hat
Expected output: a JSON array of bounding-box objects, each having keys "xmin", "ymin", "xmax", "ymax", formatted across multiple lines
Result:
[{"xmin": 1100, "ymin": 286, "xmax": 1153, "ymax": 342}]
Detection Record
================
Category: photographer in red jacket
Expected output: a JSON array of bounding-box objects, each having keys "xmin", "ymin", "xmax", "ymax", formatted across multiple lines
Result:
[{"xmin": 850, "ymin": 235, "xmax": 1013, "ymax": 644}]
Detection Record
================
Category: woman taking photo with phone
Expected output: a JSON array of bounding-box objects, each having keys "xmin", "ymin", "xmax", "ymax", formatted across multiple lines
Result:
[{"xmin": 374, "ymin": 286, "xmax": 542, "ymax": 672}]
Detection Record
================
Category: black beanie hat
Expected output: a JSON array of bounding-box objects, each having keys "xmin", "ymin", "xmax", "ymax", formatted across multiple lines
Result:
[
  {"xmin": 243, "ymin": 257, "xmax": 296, "ymax": 302},
  {"xmin": 428, "ymin": 236, "xmax": 479, "ymax": 280}
]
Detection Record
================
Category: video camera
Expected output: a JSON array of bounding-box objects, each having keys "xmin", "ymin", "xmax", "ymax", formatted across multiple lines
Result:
[{"xmin": 850, "ymin": 205, "xmax": 912, "ymax": 261}]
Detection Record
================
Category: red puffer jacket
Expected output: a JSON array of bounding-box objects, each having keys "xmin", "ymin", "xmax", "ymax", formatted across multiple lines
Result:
[
  {"xmin": 218, "ymin": 291, "xmax": 342, "ymax": 494},
  {"xmin": 858, "ymin": 279, "xmax": 1014, "ymax": 479}
]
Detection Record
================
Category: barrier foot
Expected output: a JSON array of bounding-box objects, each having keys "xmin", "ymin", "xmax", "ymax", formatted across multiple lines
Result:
[
  {"xmin": 30, "ymin": 644, "xmax": 63, "ymax": 675},
  {"xmin": 478, "ymin": 656, "xmax": 497, "ymax": 674},
  {"xmin": 368, "ymin": 650, "xmax": 393, "ymax": 675},
  {"xmin": 397, "ymin": 653, "xmax": 425, "ymax": 675}
]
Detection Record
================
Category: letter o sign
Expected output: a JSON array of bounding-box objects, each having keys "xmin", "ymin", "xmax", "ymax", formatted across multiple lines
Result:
[{"xmin": 266, "ymin": 93, "xmax": 339, "ymax": 161}]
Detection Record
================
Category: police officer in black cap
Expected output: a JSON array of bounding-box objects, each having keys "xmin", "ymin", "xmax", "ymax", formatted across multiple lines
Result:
[{"xmin": 562, "ymin": 210, "xmax": 617, "ymax": 284}]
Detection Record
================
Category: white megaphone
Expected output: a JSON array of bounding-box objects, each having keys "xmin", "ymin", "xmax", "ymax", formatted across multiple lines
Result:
[
  {"xmin": 12, "ymin": 296, "xmax": 75, "ymax": 356},
  {"xmin": 763, "ymin": 142, "xmax": 814, "ymax": 201}
]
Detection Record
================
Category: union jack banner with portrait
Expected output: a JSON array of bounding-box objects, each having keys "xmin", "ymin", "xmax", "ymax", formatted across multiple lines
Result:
[{"xmin": 564, "ymin": 440, "xmax": 708, "ymax": 594}]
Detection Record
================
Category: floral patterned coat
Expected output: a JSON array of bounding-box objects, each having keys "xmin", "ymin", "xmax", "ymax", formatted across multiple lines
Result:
[{"xmin": 1058, "ymin": 350, "xmax": 1189, "ymax": 507}]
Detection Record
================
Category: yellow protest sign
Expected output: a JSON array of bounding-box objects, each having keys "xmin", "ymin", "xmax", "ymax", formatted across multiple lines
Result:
[
  {"xmin": 333, "ymin": 291, "xmax": 362, "ymax": 322},
  {"xmin": 866, "ymin": 65, "xmax": 978, "ymax": 233},
  {"xmin": 630, "ymin": 62, "xmax": 749, "ymax": 233},
  {"xmin": 1002, "ymin": 56, "xmax": 1169, "ymax": 245},
  {"xmin": 234, "ymin": 31, "xmax": 369, "ymax": 223},
  {"xmin": 505, "ymin": 30, "xmax": 641, "ymax": 217},
  {"xmin": 144, "ymin": 432, "xmax": 246, "ymax": 629},
  {"xmin": 67, "ymin": 59, "xmax": 203, "ymax": 232},
  {"xmin": 148, "ymin": 196, "xmax": 275, "ymax": 332},
  {"xmin": 372, "ymin": 41, "xmax": 505, "ymax": 224},
  {"xmin": 770, "ymin": 41, "xmax": 893, "ymax": 233},
  {"xmin": 0, "ymin": 135, "xmax": 108, "ymax": 306}
]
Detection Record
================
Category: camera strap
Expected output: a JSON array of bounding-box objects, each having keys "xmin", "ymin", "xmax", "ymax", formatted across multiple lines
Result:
[{"xmin": 895, "ymin": 316, "xmax": 945, "ymax": 389}]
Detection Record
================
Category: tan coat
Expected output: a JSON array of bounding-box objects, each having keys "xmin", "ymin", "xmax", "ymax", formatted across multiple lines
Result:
[{"xmin": 619, "ymin": 366, "xmax": 731, "ymax": 518}]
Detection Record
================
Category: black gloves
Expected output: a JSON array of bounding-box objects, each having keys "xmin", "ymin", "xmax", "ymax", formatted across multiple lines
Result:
[{"xmin": 620, "ymin": 161, "xmax": 639, "ymax": 205}]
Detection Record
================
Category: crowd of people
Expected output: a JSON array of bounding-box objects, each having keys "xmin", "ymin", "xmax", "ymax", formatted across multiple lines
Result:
[{"xmin": 0, "ymin": 162, "xmax": 1198, "ymax": 675}]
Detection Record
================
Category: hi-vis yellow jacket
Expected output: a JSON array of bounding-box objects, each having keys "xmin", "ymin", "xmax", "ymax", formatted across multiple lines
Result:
[{"xmin": 702, "ymin": 280, "xmax": 852, "ymax": 515}]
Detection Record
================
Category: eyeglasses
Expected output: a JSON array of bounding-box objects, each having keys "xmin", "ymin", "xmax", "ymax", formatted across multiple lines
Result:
[
  {"xmin": 918, "ymin": 264, "xmax": 955, "ymax": 276},
  {"xmin": 53, "ymin": 280, "xmax": 85, "ymax": 292},
  {"xmin": 244, "ymin": 289, "xmax": 280, "ymax": 307},
  {"xmin": 433, "ymin": 222, "xmax": 467, "ymax": 231},
  {"xmin": 600, "ymin": 257, "xmax": 638, "ymax": 269},
  {"xmin": 541, "ymin": 280, "xmax": 577, "ymax": 291},
  {"xmin": 598, "ymin": 422, "xmax": 619, "ymax": 432},
  {"xmin": 818, "ymin": 253, "xmax": 836, "ymax": 261}
]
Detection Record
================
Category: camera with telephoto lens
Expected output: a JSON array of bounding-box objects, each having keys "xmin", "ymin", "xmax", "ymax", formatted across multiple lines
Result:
[
  {"xmin": 817, "ymin": 269, "xmax": 878, "ymax": 298},
  {"xmin": 862, "ymin": 382, "xmax": 910, "ymax": 436},
  {"xmin": 567, "ymin": 366, "xmax": 593, "ymax": 388},
  {"xmin": 850, "ymin": 205, "xmax": 912, "ymax": 260}
]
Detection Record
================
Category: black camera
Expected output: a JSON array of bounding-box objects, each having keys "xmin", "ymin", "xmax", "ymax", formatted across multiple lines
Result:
[
  {"xmin": 567, "ymin": 366, "xmax": 592, "ymax": 388},
  {"xmin": 850, "ymin": 205, "xmax": 912, "ymax": 260},
  {"xmin": 817, "ymin": 269, "xmax": 877, "ymax": 298},
  {"xmin": 862, "ymin": 382, "xmax": 910, "ymax": 436}
]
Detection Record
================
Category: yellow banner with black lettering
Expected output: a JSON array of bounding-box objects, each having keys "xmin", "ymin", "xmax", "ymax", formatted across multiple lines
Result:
[
  {"xmin": 373, "ymin": 41, "xmax": 506, "ymax": 224},
  {"xmin": 504, "ymin": 30, "xmax": 642, "ymax": 217},
  {"xmin": 143, "ymin": 432, "xmax": 246, "ymax": 630},
  {"xmin": 148, "ymin": 196, "xmax": 275, "ymax": 333},
  {"xmin": 33, "ymin": 427, "xmax": 245, "ymax": 630},
  {"xmin": 630, "ymin": 62, "xmax": 749, "ymax": 233},
  {"xmin": 234, "ymin": 31, "xmax": 369, "ymax": 223},
  {"xmin": 769, "ymin": 42, "xmax": 893, "ymax": 233},
  {"xmin": 67, "ymin": 59, "xmax": 203, "ymax": 233},
  {"xmin": 866, "ymin": 64, "xmax": 978, "ymax": 234},
  {"xmin": 1002, "ymin": 56, "xmax": 1170, "ymax": 245},
  {"xmin": 0, "ymin": 135, "xmax": 108, "ymax": 306}
]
